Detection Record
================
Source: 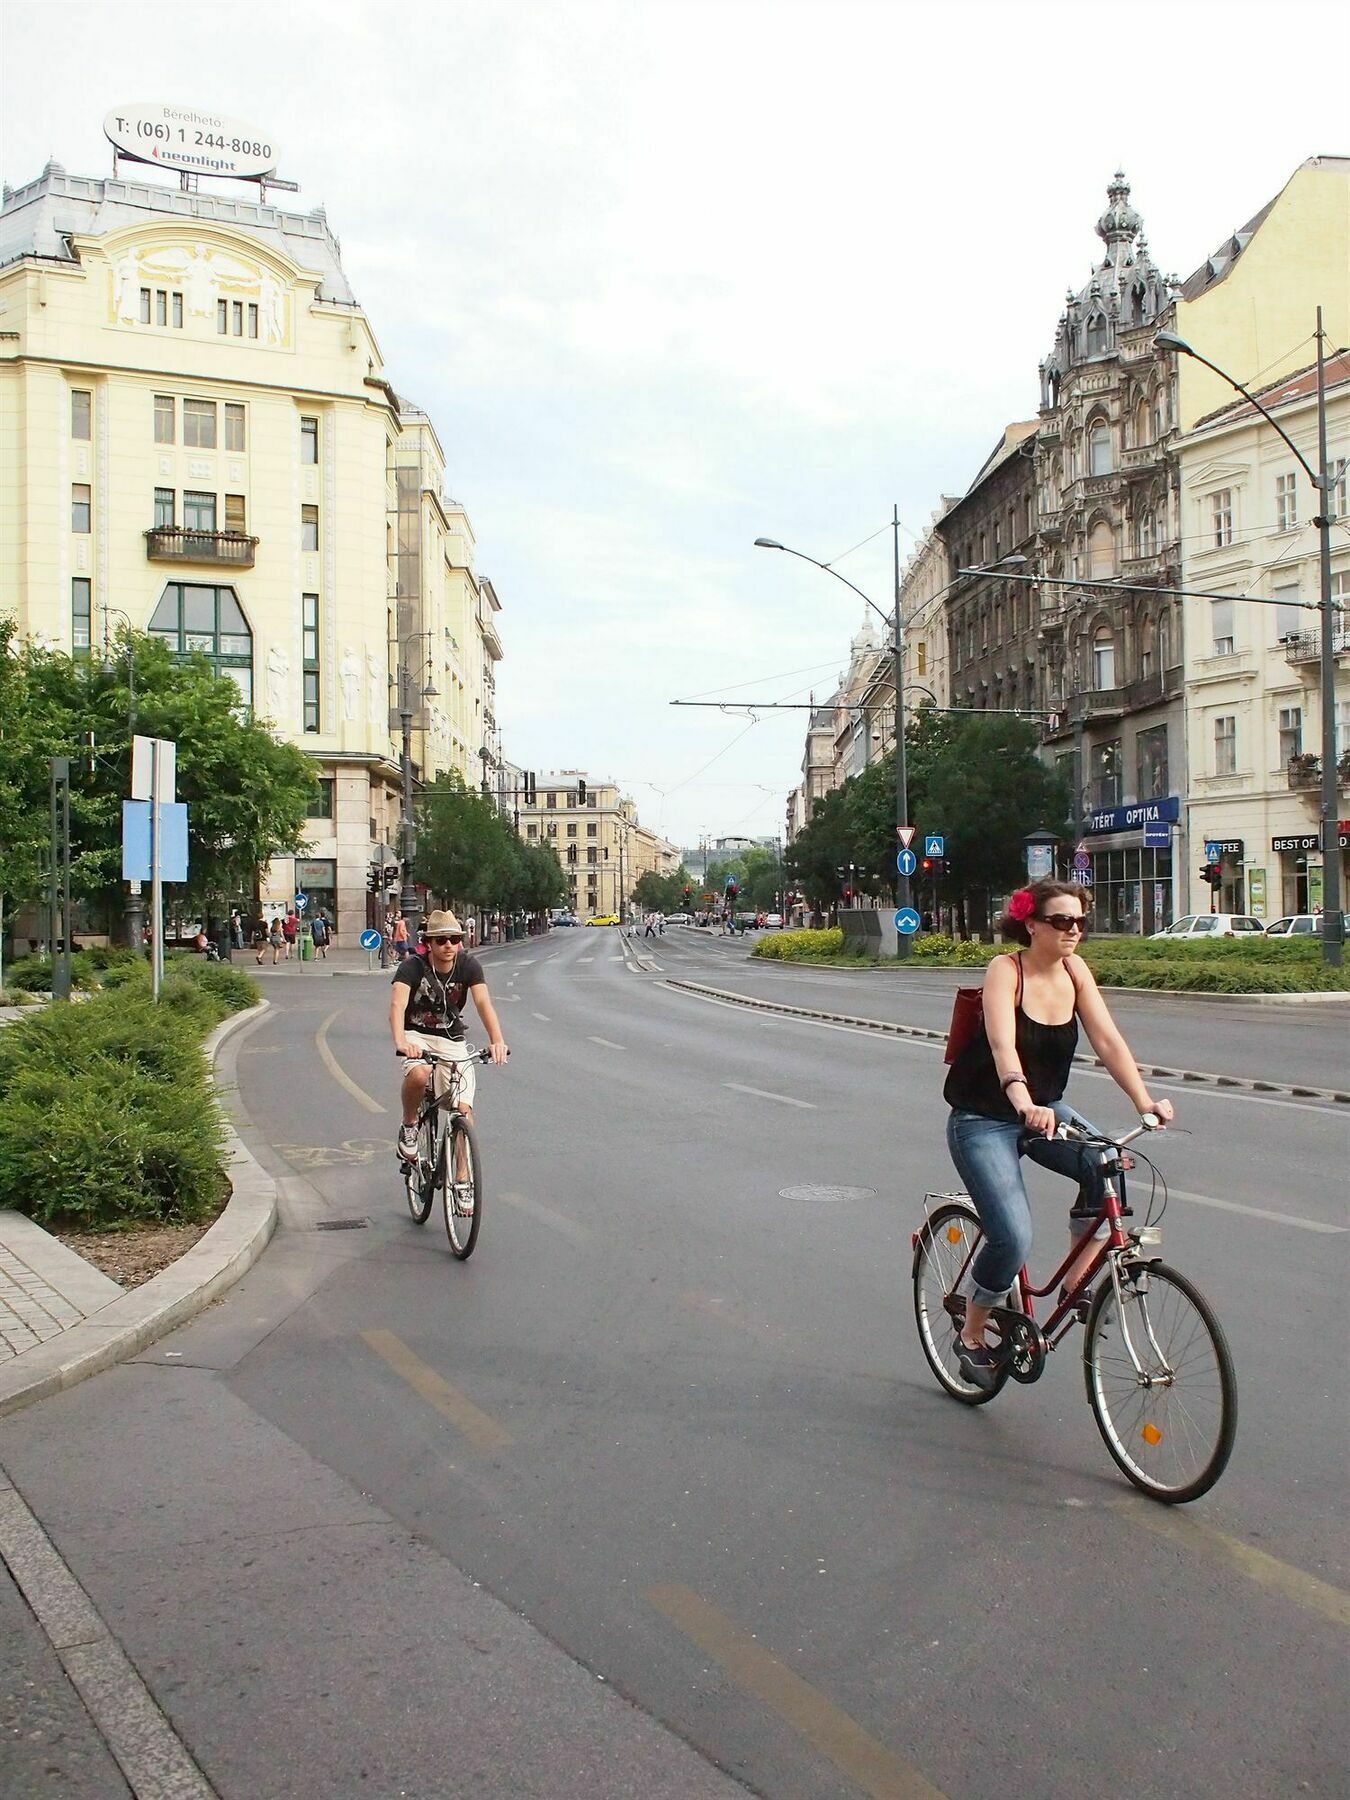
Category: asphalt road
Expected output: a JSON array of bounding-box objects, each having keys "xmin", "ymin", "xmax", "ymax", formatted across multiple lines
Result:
[{"xmin": 2, "ymin": 928, "xmax": 1347, "ymax": 1798}]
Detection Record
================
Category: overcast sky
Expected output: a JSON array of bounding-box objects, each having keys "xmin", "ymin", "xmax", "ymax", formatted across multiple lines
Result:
[{"xmin": 3, "ymin": 0, "xmax": 1343, "ymax": 849}]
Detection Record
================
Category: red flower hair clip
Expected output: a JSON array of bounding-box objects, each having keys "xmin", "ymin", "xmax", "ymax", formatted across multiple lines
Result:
[{"xmin": 1007, "ymin": 888, "xmax": 1035, "ymax": 922}]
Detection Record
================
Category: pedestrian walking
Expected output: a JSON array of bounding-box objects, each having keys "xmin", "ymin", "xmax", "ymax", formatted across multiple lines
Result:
[
  {"xmin": 392, "ymin": 912, "xmax": 410, "ymax": 956},
  {"xmin": 252, "ymin": 915, "xmax": 269, "ymax": 963},
  {"xmin": 310, "ymin": 913, "xmax": 330, "ymax": 960},
  {"xmin": 267, "ymin": 917, "xmax": 285, "ymax": 964},
  {"xmin": 282, "ymin": 910, "xmax": 298, "ymax": 959}
]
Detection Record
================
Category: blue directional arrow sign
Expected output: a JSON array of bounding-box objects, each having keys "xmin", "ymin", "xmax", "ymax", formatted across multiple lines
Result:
[
  {"xmin": 894, "ymin": 907, "xmax": 921, "ymax": 935},
  {"xmin": 896, "ymin": 848, "xmax": 917, "ymax": 877},
  {"xmin": 924, "ymin": 835, "xmax": 944, "ymax": 859},
  {"xmin": 359, "ymin": 928, "xmax": 382, "ymax": 950}
]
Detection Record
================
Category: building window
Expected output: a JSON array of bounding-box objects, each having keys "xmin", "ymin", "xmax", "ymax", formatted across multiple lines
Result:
[
  {"xmin": 1210, "ymin": 489, "xmax": 1233, "ymax": 548},
  {"xmin": 1210, "ymin": 597, "xmax": 1234, "ymax": 656},
  {"xmin": 1136, "ymin": 509, "xmax": 1153, "ymax": 558},
  {"xmin": 1331, "ymin": 458, "xmax": 1348, "ymax": 521},
  {"xmin": 1136, "ymin": 725, "xmax": 1168, "ymax": 800},
  {"xmin": 1089, "ymin": 740, "xmax": 1121, "ymax": 809},
  {"xmin": 147, "ymin": 582, "xmax": 253, "ymax": 706},
  {"xmin": 1272, "ymin": 584, "xmax": 1302, "ymax": 643},
  {"xmin": 71, "ymin": 390, "xmax": 92, "ymax": 439},
  {"xmin": 154, "ymin": 487, "xmax": 175, "ymax": 528},
  {"xmin": 231, "ymin": 300, "xmax": 244, "ymax": 337},
  {"xmin": 1278, "ymin": 706, "xmax": 1302, "ymax": 765},
  {"xmin": 586, "ymin": 822, "xmax": 597, "ymax": 837},
  {"xmin": 248, "ymin": 303, "xmax": 259, "ymax": 338},
  {"xmin": 183, "ymin": 491, "xmax": 216, "ymax": 531},
  {"xmin": 217, "ymin": 299, "xmax": 228, "ymax": 334},
  {"xmin": 1086, "ymin": 315, "xmax": 1108, "ymax": 356},
  {"xmin": 302, "ymin": 593, "xmax": 320, "ymax": 732},
  {"xmin": 1138, "ymin": 615, "xmax": 1155, "ymax": 678},
  {"xmin": 1092, "ymin": 628, "xmax": 1115, "ymax": 690},
  {"xmin": 301, "ymin": 416, "xmax": 319, "ymax": 464},
  {"xmin": 225, "ymin": 403, "xmax": 246, "ymax": 452},
  {"xmin": 567, "ymin": 844, "xmax": 577, "ymax": 864},
  {"xmin": 71, "ymin": 483, "xmax": 91, "ymax": 532},
  {"xmin": 139, "ymin": 288, "xmax": 151, "ymax": 324},
  {"xmin": 306, "ymin": 778, "xmax": 334, "ymax": 819},
  {"xmin": 1275, "ymin": 472, "xmax": 1298, "ymax": 532},
  {"xmin": 301, "ymin": 505, "xmax": 319, "ymax": 552},
  {"xmin": 225, "ymin": 494, "xmax": 246, "ymax": 533},
  {"xmin": 586, "ymin": 792, "xmax": 597, "ymax": 807},
  {"xmin": 154, "ymin": 395, "xmax": 175, "ymax": 443},
  {"xmin": 183, "ymin": 399, "xmax": 217, "ymax": 449},
  {"xmin": 526, "ymin": 823, "xmax": 538, "ymax": 839},
  {"xmin": 1088, "ymin": 419, "xmax": 1112, "ymax": 476},
  {"xmin": 546, "ymin": 822, "xmax": 557, "ymax": 838},
  {"xmin": 546, "ymin": 791, "xmax": 557, "ymax": 808},
  {"xmin": 1214, "ymin": 715, "xmax": 1237, "ymax": 776},
  {"xmin": 566, "ymin": 822, "xmax": 577, "ymax": 837},
  {"xmin": 154, "ymin": 290, "xmax": 167, "ymax": 326},
  {"xmin": 72, "ymin": 577, "xmax": 91, "ymax": 652},
  {"xmin": 1088, "ymin": 519, "xmax": 1114, "ymax": 578},
  {"xmin": 587, "ymin": 847, "xmax": 598, "ymax": 865},
  {"xmin": 172, "ymin": 292, "xmax": 184, "ymax": 328}
]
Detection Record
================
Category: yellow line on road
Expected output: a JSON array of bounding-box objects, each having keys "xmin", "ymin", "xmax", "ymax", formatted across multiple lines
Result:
[
  {"xmin": 316, "ymin": 1009, "xmax": 385, "ymax": 1114},
  {"xmin": 1118, "ymin": 1503, "xmax": 1350, "ymax": 1629},
  {"xmin": 361, "ymin": 1329, "xmax": 512, "ymax": 1454},
  {"xmin": 647, "ymin": 1584, "xmax": 947, "ymax": 1800}
]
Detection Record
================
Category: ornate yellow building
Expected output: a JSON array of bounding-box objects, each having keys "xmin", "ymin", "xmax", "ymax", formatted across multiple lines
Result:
[
  {"xmin": 0, "ymin": 159, "xmax": 500, "ymax": 936},
  {"xmin": 513, "ymin": 773, "xmax": 672, "ymax": 920}
]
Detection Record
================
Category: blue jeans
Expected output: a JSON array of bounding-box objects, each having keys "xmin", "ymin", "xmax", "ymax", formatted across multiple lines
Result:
[{"xmin": 946, "ymin": 1102, "xmax": 1109, "ymax": 1306}]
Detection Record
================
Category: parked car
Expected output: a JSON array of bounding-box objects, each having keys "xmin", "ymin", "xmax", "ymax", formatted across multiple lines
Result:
[
  {"xmin": 664, "ymin": 912, "xmax": 690, "ymax": 925},
  {"xmin": 551, "ymin": 914, "xmax": 579, "ymax": 927},
  {"xmin": 585, "ymin": 913, "xmax": 620, "ymax": 926},
  {"xmin": 764, "ymin": 913, "xmax": 784, "ymax": 928},
  {"xmin": 1150, "ymin": 913, "xmax": 1265, "ymax": 939},
  {"xmin": 1263, "ymin": 914, "xmax": 1324, "ymax": 936}
]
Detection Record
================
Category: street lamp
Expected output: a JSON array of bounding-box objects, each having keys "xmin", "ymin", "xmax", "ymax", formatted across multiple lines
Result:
[
  {"xmin": 391, "ymin": 631, "xmax": 438, "ymax": 919},
  {"xmin": 1155, "ymin": 318, "xmax": 1342, "ymax": 966},
  {"xmin": 756, "ymin": 506, "xmax": 916, "ymax": 956},
  {"xmin": 99, "ymin": 608, "xmax": 144, "ymax": 954}
]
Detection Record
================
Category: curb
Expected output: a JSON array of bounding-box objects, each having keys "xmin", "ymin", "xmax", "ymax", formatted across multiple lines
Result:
[
  {"xmin": 0, "ymin": 1001, "xmax": 277, "ymax": 1419},
  {"xmin": 745, "ymin": 955, "xmax": 1350, "ymax": 1003},
  {"xmin": 664, "ymin": 978, "xmax": 1350, "ymax": 1107}
]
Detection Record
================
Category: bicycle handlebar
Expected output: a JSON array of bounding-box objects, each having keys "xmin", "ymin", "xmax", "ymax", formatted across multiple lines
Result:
[
  {"xmin": 1053, "ymin": 1114, "xmax": 1160, "ymax": 1148},
  {"xmin": 396, "ymin": 1045, "xmax": 509, "ymax": 1063}
]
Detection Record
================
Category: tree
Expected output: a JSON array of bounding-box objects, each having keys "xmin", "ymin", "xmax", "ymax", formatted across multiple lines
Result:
[
  {"xmin": 632, "ymin": 865, "xmax": 698, "ymax": 914},
  {"xmin": 0, "ymin": 623, "xmax": 318, "ymax": 934},
  {"xmin": 784, "ymin": 786, "xmax": 852, "ymax": 920},
  {"xmin": 414, "ymin": 771, "xmax": 566, "ymax": 917}
]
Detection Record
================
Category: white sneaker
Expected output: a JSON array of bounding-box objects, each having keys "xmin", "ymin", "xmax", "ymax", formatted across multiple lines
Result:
[{"xmin": 397, "ymin": 1125, "xmax": 419, "ymax": 1161}]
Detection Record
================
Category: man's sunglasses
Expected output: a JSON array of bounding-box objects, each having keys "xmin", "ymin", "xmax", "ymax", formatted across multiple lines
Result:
[
  {"xmin": 1037, "ymin": 914, "xmax": 1086, "ymax": 933},
  {"xmin": 428, "ymin": 934, "xmax": 463, "ymax": 945}
]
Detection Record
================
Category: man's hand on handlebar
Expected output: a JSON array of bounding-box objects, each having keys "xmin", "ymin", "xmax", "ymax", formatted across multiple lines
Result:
[{"xmin": 485, "ymin": 1042, "xmax": 510, "ymax": 1066}]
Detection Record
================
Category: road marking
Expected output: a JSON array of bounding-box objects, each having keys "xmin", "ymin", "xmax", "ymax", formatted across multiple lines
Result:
[
  {"xmin": 647, "ymin": 1584, "xmax": 946, "ymax": 1800},
  {"xmin": 588, "ymin": 1035, "xmax": 625, "ymax": 1050},
  {"xmin": 1166, "ymin": 1188, "xmax": 1346, "ymax": 1234},
  {"xmin": 500, "ymin": 1190, "xmax": 590, "ymax": 1244},
  {"xmin": 361, "ymin": 1329, "xmax": 512, "ymax": 1453},
  {"xmin": 724, "ymin": 1082, "xmax": 814, "ymax": 1109},
  {"xmin": 517, "ymin": 958, "xmax": 536, "ymax": 965},
  {"xmin": 578, "ymin": 955, "xmax": 594, "ymax": 962},
  {"xmin": 532, "ymin": 1012, "xmax": 551, "ymax": 1022},
  {"xmin": 317, "ymin": 1010, "xmax": 386, "ymax": 1114},
  {"xmin": 1117, "ymin": 1503, "xmax": 1350, "ymax": 1629}
]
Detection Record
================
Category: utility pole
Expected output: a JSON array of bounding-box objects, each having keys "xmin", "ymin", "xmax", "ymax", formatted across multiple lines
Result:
[{"xmin": 49, "ymin": 758, "xmax": 71, "ymax": 1000}]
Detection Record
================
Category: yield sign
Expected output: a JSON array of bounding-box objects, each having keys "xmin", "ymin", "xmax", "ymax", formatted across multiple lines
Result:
[{"xmin": 897, "ymin": 825, "xmax": 916, "ymax": 848}]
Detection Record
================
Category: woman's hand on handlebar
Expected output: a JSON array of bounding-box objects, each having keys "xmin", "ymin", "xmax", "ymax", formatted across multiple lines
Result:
[
  {"xmin": 1140, "ymin": 1096, "xmax": 1174, "ymax": 1126},
  {"xmin": 1018, "ymin": 1103, "xmax": 1058, "ymax": 1138}
]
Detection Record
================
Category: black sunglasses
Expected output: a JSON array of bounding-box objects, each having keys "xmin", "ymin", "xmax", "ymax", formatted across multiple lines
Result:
[
  {"xmin": 1037, "ymin": 913, "xmax": 1086, "ymax": 933},
  {"xmin": 428, "ymin": 934, "xmax": 463, "ymax": 945}
]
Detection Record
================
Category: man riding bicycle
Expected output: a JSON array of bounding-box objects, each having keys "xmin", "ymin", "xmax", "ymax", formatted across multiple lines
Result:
[{"xmin": 389, "ymin": 909, "xmax": 508, "ymax": 1163}]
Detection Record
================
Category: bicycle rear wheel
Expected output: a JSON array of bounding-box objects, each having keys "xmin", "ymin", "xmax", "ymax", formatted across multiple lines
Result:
[
  {"xmin": 912, "ymin": 1201, "xmax": 1009, "ymax": 1405},
  {"xmin": 1084, "ymin": 1261, "xmax": 1236, "ymax": 1503},
  {"xmin": 405, "ymin": 1106, "xmax": 438, "ymax": 1224},
  {"xmin": 442, "ymin": 1114, "xmax": 482, "ymax": 1260}
]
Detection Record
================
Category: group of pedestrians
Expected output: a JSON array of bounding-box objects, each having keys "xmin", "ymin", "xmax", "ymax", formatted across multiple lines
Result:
[{"xmin": 251, "ymin": 909, "xmax": 332, "ymax": 965}]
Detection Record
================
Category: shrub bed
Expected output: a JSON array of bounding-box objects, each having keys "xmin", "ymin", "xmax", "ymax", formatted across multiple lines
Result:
[
  {"xmin": 0, "ymin": 962, "xmax": 259, "ymax": 1229},
  {"xmin": 753, "ymin": 927, "xmax": 845, "ymax": 961}
]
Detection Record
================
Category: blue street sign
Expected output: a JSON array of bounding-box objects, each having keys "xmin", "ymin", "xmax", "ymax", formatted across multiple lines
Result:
[
  {"xmin": 121, "ymin": 800, "xmax": 189, "ymax": 882},
  {"xmin": 896, "ymin": 848, "xmax": 917, "ymax": 877},
  {"xmin": 924, "ymin": 835, "xmax": 944, "ymax": 858},
  {"xmin": 359, "ymin": 928, "xmax": 382, "ymax": 950},
  {"xmin": 1204, "ymin": 841, "xmax": 1221, "ymax": 863},
  {"xmin": 1144, "ymin": 821, "xmax": 1170, "ymax": 849},
  {"xmin": 894, "ymin": 907, "xmax": 921, "ymax": 935},
  {"xmin": 1069, "ymin": 868, "xmax": 1092, "ymax": 886},
  {"xmin": 294, "ymin": 891, "xmax": 308, "ymax": 912}
]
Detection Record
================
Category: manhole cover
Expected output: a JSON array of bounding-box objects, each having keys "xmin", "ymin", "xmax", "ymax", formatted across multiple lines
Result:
[{"xmin": 778, "ymin": 1185, "xmax": 877, "ymax": 1204}]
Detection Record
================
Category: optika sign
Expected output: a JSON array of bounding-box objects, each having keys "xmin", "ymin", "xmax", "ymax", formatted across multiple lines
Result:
[{"xmin": 104, "ymin": 104, "xmax": 277, "ymax": 181}]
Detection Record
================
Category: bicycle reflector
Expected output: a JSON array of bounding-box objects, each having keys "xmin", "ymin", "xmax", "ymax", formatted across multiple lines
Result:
[
  {"xmin": 946, "ymin": 1225, "xmax": 962, "ymax": 1243},
  {"xmin": 1141, "ymin": 1423, "xmax": 1163, "ymax": 1447}
]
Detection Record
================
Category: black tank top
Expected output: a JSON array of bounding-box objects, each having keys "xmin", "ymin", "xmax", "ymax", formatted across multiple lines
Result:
[{"xmin": 943, "ymin": 954, "xmax": 1079, "ymax": 1120}]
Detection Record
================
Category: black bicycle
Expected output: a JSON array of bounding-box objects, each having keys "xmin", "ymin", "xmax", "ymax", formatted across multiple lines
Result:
[{"xmin": 397, "ymin": 1046, "xmax": 500, "ymax": 1259}]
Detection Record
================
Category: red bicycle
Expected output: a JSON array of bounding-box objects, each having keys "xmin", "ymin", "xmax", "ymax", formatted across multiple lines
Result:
[{"xmin": 912, "ymin": 1116, "xmax": 1237, "ymax": 1503}]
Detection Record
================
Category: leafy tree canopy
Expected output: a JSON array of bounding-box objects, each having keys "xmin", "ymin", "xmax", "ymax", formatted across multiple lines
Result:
[{"xmin": 414, "ymin": 770, "xmax": 566, "ymax": 915}]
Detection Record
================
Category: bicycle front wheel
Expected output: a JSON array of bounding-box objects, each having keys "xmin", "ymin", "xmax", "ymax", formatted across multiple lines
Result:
[
  {"xmin": 912, "ymin": 1201, "xmax": 1009, "ymax": 1406},
  {"xmin": 1084, "ymin": 1261, "xmax": 1236, "ymax": 1504},
  {"xmin": 442, "ymin": 1114, "xmax": 482, "ymax": 1260},
  {"xmin": 405, "ymin": 1107, "xmax": 439, "ymax": 1224}
]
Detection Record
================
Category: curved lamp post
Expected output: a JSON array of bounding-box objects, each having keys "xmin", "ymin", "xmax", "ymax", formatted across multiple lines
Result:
[{"xmin": 1156, "ymin": 320, "xmax": 1342, "ymax": 965}]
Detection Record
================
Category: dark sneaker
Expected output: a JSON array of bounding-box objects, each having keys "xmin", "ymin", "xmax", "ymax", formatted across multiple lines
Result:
[
  {"xmin": 397, "ymin": 1124, "xmax": 419, "ymax": 1162},
  {"xmin": 954, "ymin": 1336, "xmax": 1001, "ymax": 1391}
]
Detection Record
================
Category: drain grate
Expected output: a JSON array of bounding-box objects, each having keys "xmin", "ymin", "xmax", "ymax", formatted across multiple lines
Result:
[
  {"xmin": 314, "ymin": 1217, "xmax": 370, "ymax": 1231},
  {"xmin": 778, "ymin": 1184, "xmax": 877, "ymax": 1204}
]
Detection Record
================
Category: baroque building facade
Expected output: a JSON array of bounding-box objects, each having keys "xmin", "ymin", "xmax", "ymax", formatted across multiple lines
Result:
[
  {"xmin": 939, "ymin": 422, "xmax": 1039, "ymax": 716},
  {"xmin": 0, "ymin": 159, "xmax": 501, "ymax": 940}
]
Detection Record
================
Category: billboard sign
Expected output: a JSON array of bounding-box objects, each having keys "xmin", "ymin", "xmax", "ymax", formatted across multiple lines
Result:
[{"xmin": 104, "ymin": 104, "xmax": 277, "ymax": 180}]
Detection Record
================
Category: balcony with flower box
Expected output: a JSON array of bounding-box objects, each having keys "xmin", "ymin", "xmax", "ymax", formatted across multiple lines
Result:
[{"xmin": 145, "ymin": 527, "xmax": 258, "ymax": 569}]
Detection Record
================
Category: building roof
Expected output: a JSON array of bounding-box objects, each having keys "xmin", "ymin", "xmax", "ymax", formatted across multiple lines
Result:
[
  {"xmin": 1192, "ymin": 347, "xmax": 1350, "ymax": 429},
  {"xmin": 0, "ymin": 159, "xmax": 358, "ymax": 304},
  {"xmin": 964, "ymin": 420, "xmax": 1038, "ymax": 495},
  {"xmin": 1180, "ymin": 155, "xmax": 1350, "ymax": 302}
]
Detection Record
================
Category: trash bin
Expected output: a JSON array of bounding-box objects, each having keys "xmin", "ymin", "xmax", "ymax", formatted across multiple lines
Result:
[{"xmin": 298, "ymin": 932, "xmax": 313, "ymax": 961}]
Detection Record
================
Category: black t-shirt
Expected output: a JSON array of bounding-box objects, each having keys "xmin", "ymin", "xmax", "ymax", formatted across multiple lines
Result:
[{"xmin": 392, "ymin": 950, "xmax": 485, "ymax": 1040}]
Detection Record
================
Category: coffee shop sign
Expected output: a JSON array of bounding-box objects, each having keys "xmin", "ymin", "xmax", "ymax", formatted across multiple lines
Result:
[{"xmin": 1084, "ymin": 797, "xmax": 1180, "ymax": 837}]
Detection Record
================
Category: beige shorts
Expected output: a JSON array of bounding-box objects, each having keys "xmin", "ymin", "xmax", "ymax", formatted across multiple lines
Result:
[{"xmin": 404, "ymin": 1033, "xmax": 477, "ymax": 1108}]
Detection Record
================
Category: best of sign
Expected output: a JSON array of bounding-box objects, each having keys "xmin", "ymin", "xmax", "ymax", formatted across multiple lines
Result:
[{"xmin": 104, "ymin": 104, "xmax": 277, "ymax": 181}]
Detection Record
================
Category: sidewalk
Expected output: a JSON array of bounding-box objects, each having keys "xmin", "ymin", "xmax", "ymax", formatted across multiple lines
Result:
[{"xmin": 0, "ymin": 1214, "xmax": 123, "ymax": 1362}]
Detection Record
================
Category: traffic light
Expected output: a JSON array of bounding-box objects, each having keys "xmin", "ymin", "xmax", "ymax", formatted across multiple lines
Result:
[
  {"xmin": 368, "ymin": 862, "xmax": 381, "ymax": 894},
  {"xmin": 842, "ymin": 886, "xmax": 853, "ymax": 902},
  {"xmin": 726, "ymin": 878, "xmax": 737, "ymax": 900},
  {"xmin": 682, "ymin": 884, "xmax": 691, "ymax": 902},
  {"xmin": 1198, "ymin": 862, "xmax": 1222, "ymax": 889},
  {"xmin": 577, "ymin": 778, "xmax": 587, "ymax": 804},
  {"xmin": 921, "ymin": 857, "xmax": 933, "ymax": 875}
]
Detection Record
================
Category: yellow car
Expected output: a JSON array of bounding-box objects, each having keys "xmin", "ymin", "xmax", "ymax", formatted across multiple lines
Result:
[{"xmin": 585, "ymin": 913, "xmax": 620, "ymax": 926}]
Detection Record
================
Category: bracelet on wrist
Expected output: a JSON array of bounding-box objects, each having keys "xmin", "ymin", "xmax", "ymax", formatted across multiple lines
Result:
[{"xmin": 1001, "ymin": 1073, "xmax": 1029, "ymax": 1093}]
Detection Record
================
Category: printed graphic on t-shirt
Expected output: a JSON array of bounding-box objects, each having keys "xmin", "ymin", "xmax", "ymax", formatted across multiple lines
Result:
[{"xmin": 393, "ymin": 952, "xmax": 484, "ymax": 1039}]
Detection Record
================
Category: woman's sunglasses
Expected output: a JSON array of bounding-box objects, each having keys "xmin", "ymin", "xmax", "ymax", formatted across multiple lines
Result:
[
  {"xmin": 428, "ymin": 934, "xmax": 463, "ymax": 945},
  {"xmin": 1037, "ymin": 913, "xmax": 1086, "ymax": 933}
]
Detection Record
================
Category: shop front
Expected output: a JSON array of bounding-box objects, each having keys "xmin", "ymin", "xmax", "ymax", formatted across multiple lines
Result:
[
  {"xmin": 1080, "ymin": 797, "xmax": 1179, "ymax": 936},
  {"xmin": 295, "ymin": 858, "xmax": 338, "ymax": 932},
  {"xmin": 1271, "ymin": 826, "xmax": 1350, "ymax": 916}
]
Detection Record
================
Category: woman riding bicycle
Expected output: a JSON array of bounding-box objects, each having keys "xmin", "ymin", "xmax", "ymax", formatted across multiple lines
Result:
[{"xmin": 943, "ymin": 879, "xmax": 1173, "ymax": 1389}]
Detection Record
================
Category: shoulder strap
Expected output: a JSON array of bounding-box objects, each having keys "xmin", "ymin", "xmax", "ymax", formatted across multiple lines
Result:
[
  {"xmin": 1010, "ymin": 951, "xmax": 1023, "ymax": 1007},
  {"xmin": 1063, "ymin": 954, "xmax": 1084, "ymax": 1009}
]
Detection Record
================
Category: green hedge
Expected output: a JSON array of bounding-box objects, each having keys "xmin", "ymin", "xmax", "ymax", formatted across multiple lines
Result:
[
  {"xmin": 753, "ymin": 927, "xmax": 845, "ymax": 961},
  {"xmin": 0, "ymin": 962, "xmax": 259, "ymax": 1228}
]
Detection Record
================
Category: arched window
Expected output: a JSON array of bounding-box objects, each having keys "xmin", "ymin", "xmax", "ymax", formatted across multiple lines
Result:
[
  {"xmin": 1088, "ymin": 519, "xmax": 1115, "ymax": 578},
  {"xmin": 148, "ymin": 583, "xmax": 253, "ymax": 706},
  {"xmin": 1158, "ymin": 611, "xmax": 1173, "ymax": 671},
  {"xmin": 1088, "ymin": 417, "xmax": 1113, "ymax": 476},
  {"xmin": 1135, "ymin": 397, "xmax": 1150, "ymax": 447},
  {"xmin": 1086, "ymin": 314, "xmax": 1108, "ymax": 355},
  {"xmin": 1137, "ymin": 509, "xmax": 1154, "ymax": 557},
  {"xmin": 1139, "ymin": 615, "xmax": 1155, "ymax": 678},
  {"xmin": 1093, "ymin": 627, "xmax": 1116, "ymax": 691}
]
